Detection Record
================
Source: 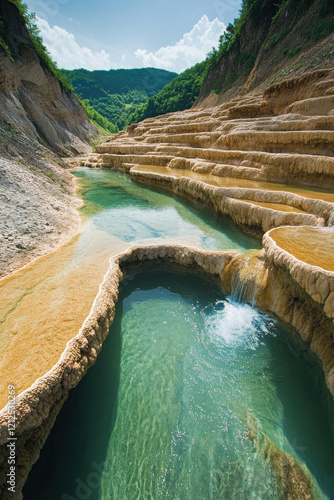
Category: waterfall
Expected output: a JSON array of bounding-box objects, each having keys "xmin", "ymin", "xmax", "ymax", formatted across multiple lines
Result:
[
  {"xmin": 229, "ymin": 254, "xmax": 266, "ymax": 307},
  {"xmin": 231, "ymin": 271, "xmax": 252, "ymax": 304},
  {"xmin": 327, "ymin": 209, "xmax": 334, "ymax": 227}
]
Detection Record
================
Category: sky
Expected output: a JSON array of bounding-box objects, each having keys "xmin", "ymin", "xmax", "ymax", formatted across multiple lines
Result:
[{"xmin": 26, "ymin": 0, "xmax": 242, "ymax": 73}]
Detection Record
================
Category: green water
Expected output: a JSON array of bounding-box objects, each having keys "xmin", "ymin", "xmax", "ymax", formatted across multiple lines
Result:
[
  {"xmin": 24, "ymin": 271, "xmax": 334, "ymax": 500},
  {"xmin": 74, "ymin": 168, "xmax": 260, "ymax": 251},
  {"xmin": 22, "ymin": 168, "xmax": 334, "ymax": 499}
]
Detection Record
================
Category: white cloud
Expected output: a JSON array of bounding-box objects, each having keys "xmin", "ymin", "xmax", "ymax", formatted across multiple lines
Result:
[
  {"xmin": 135, "ymin": 15, "xmax": 225, "ymax": 73},
  {"xmin": 36, "ymin": 17, "xmax": 112, "ymax": 70},
  {"xmin": 35, "ymin": 15, "xmax": 225, "ymax": 73}
]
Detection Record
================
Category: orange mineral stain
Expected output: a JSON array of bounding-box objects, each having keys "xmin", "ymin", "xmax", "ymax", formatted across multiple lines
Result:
[
  {"xmin": 132, "ymin": 165, "xmax": 334, "ymax": 203},
  {"xmin": 0, "ymin": 219, "xmax": 128, "ymax": 409},
  {"xmin": 270, "ymin": 226, "xmax": 334, "ymax": 272}
]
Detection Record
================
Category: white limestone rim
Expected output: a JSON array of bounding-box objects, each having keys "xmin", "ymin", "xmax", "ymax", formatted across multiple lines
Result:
[
  {"xmin": 129, "ymin": 168, "xmax": 327, "ymax": 226},
  {"xmin": 0, "ymin": 244, "xmax": 236, "ymax": 444},
  {"xmin": 263, "ymin": 226, "xmax": 334, "ymax": 314}
]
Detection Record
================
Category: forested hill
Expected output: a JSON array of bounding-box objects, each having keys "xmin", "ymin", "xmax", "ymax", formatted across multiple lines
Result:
[
  {"xmin": 64, "ymin": 68, "xmax": 177, "ymax": 130},
  {"xmin": 64, "ymin": 68, "xmax": 177, "ymax": 97},
  {"xmin": 128, "ymin": 61, "xmax": 208, "ymax": 125}
]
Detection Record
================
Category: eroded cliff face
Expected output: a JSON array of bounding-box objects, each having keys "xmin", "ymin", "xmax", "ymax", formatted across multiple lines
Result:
[
  {"xmin": 196, "ymin": 0, "xmax": 334, "ymax": 107},
  {"xmin": 0, "ymin": 0, "xmax": 100, "ymax": 278},
  {"xmin": 0, "ymin": 0, "xmax": 97, "ymax": 156}
]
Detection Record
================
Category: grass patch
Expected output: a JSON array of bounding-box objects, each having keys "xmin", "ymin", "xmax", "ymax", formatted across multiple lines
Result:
[
  {"xmin": 0, "ymin": 37, "xmax": 13, "ymax": 60},
  {"xmin": 233, "ymin": 51, "xmax": 257, "ymax": 69},
  {"xmin": 265, "ymin": 32, "xmax": 281, "ymax": 50},
  {"xmin": 307, "ymin": 21, "xmax": 334, "ymax": 41},
  {"xmin": 45, "ymin": 172, "xmax": 56, "ymax": 182},
  {"xmin": 0, "ymin": 18, "xmax": 13, "ymax": 60},
  {"xmin": 283, "ymin": 46, "xmax": 302, "ymax": 57},
  {"xmin": 211, "ymin": 87, "xmax": 222, "ymax": 95},
  {"xmin": 90, "ymin": 134, "xmax": 116, "ymax": 152},
  {"xmin": 269, "ymin": 62, "xmax": 303, "ymax": 84}
]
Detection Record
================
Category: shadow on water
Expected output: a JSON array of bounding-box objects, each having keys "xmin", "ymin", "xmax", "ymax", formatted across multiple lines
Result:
[
  {"xmin": 23, "ymin": 302, "xmax": 123, "ymax": 500},
  {"xmin": 265, "ymin": 326, "xmax": 334, "ymax": 498}
]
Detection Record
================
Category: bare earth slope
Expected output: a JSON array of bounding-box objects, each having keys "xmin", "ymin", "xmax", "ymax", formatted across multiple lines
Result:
[
  {"xmin": 196, "ymin": 0, "xmax": 334, "ymax": 108},
  {"xmin": 0, "ymin": 0, "xmax": 96, "ymax": 156},
  {"xmin": 0, "ymin": 0, "xmax": 99, "ymax": 278}
]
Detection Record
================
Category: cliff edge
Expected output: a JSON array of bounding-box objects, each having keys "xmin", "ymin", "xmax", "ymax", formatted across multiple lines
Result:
[
  {"xmin": 0, "ymin": 0, "xmax": 97, "ymax": 155},
  {"xmin": 196, "ymin": 0, "xmax": 334, "ymax": 107}
]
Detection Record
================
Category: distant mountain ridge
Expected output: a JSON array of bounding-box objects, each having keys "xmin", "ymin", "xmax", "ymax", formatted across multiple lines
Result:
[
  {"xmin": 64, "ymin": 67, "xmax": 178, "ymax": 129},
  {"xmin": 64, "ymin": 68, "xmax": 178, "ymax": 98}
]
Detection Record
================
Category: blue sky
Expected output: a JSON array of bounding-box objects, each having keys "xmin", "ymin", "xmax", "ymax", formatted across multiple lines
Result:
[{"xmin": 26, "ymin": 0, "xmax": 242, "ymax": 72}]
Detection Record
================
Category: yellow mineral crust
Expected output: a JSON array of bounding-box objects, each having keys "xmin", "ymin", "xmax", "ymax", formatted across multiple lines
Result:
[
  {"xmin": 1, "ymin": 69, "xmax": 334, "ymax": 498},
  {"xmin": 0, "ymin": 230, "xmax": 129, "ymax": 410},
  {"xmin": 268, "ymin": 226, "xmax": 334, "ymax": 272},
  {"xmin": 263, "ymin": 228, "xmax": 334, "ymax": 394}
]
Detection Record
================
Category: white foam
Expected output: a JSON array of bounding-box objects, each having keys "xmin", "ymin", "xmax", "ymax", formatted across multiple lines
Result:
[{"xmin": 205, "ymin": 299, "xmax": 270, "ymax": 350}]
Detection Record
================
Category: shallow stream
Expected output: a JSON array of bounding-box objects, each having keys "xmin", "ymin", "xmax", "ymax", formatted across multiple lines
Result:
[
  {"xmin": 6, "ymin": 167, "xmax": 334, "ymax": 499},
  {"xmin": 0, "ymin": 168, "xmax": 258, "ymax": 407}
]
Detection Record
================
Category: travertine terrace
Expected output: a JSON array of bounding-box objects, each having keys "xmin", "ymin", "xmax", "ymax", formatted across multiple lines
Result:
[
  {"xmin": 86, "ymin": 67, "xmax": 334, "ymax": 389},
  {"xmin": 86, "ymin": 70, "xmax": 334, "ymax": 235},
  {"xmin": 1, "ymin": 69, "xmax": 334, "ymax": 499}
]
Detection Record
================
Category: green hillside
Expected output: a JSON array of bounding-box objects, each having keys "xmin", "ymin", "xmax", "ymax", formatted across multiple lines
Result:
[
  {"xmin": 64, "ymin": 68, "xmax": 177, "ymax": 130},
  {"xmin": 128, "ymin": 61, "xmax": 209, "ymax": 124}
]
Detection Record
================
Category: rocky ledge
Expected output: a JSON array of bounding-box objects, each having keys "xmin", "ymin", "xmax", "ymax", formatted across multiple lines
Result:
[
  {"xmin": 1, "ymin": 68, "xmax": 334, "ymax": 498},
  {"xmin": 0, "ymin": 238, "xmax": 333, "ymax": 498},
  {"xmin": 84, "ymin": 69, "xmax": 334, "ymax": 238}
]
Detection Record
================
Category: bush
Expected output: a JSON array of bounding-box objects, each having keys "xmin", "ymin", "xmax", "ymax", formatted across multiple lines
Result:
[
  {"xmin": 307, "ymin": 21, "xmax": 334, "ymax": 41},
  {"xmin": 0, "ymin": 19, "xmax": 13, "ymax": 60},
  {"xmin": 265, "ymin": 32, "xmax": 281, "ymax": 49},
  {"xmin": 283, "ymin": 46, "xmax": 301, "ymax": 57}
]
